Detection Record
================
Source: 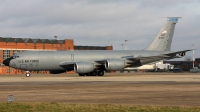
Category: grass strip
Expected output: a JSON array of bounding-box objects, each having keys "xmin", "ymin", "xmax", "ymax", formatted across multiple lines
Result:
[{"xmin": 0, "ymin": 102, "xmax": 200, "ymax": 112}]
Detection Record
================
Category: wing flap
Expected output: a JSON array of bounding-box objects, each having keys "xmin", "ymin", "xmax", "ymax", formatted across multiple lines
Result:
[{"xmin": 122, "ymin": 55, "xmax": 170, "ymax": 60}]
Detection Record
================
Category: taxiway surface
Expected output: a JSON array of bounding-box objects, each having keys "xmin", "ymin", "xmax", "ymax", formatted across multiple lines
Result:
[{"xmin": 0, "ymin": 73, "xmax": 200, "ymax": 106}]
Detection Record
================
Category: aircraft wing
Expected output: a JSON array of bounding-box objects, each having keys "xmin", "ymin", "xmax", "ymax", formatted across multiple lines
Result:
[
  {"xmin": 59, "ymin": 61, "xmax": 103, "ymax": 68},
  {"xmin": 59, "ymin": 49, "xmax": 192, "ymax": 70},
  {"xmin": 59, "ymin": 62, "xmax": 76, "ymax": 70},
  {"xmin": 59, "ymin": 49, "xmax": 192, "ymax": 66}
]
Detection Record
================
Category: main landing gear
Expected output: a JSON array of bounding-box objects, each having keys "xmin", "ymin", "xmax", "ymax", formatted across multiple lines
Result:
[
  {"xmin": 78, "ymin": 71, "xmax": 104, "ymax": 76},
  {"xmin": 25, "ymin": 71, "xmax": 31, "ymax": 77}
]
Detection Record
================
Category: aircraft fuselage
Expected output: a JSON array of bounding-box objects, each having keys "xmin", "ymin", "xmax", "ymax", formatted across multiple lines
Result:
[{"xmin": 5, "ymin": 50, "xmax": 172, "ymax": 71}]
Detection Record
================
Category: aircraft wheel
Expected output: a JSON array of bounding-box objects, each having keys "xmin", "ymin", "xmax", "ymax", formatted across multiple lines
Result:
[
  {"xmin": 98, "ymin": 71, "xmax": 104, "ymax": 76},
  {"xmin": 25, "ymin": 71, "xmax": 31, "ymax": 77},
  {"xmin": 79, "ymin": 73, "xmax": 85, "ymax": 76}
]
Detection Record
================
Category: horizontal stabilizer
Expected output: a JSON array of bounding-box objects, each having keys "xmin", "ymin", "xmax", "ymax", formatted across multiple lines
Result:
[{"xmin": 164, "ymin": 49, "xmax": 192, "ymax": 57}]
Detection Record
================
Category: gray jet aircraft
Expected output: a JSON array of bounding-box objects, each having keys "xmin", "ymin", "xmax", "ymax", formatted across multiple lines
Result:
[{"xmin": 3, "ymin": 17, "xmax": 191, "ymax": 77}]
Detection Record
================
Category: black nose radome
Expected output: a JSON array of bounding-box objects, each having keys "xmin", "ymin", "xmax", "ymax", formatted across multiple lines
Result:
[{"xmin": 3, "ymin": 57, "xmax": 13, "ymax": 66}]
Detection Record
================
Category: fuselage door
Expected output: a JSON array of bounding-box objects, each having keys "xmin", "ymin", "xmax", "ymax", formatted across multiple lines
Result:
[{"xmin": 71, "ymin": 54, "xmax": 74, "ymax": 61}]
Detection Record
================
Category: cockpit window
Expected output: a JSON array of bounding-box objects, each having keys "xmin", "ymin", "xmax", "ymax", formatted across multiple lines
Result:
[{"xmin": 12, "ymin": 56, "xmax": 19, "ymax": 59}]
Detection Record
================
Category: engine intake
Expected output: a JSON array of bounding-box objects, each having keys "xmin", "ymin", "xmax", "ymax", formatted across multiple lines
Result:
[{"xmin": 105, "ymin": 59, "xmax": 126, "ymax": 70}]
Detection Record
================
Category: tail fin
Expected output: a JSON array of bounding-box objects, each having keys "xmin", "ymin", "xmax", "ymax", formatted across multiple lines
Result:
[{"xmin": 144, "ymin": 17, "xmax": 181, "ymax": 51}]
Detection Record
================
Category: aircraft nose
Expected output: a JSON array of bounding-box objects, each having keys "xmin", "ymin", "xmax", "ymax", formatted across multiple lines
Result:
[{"xmin": 3, "ymin": 57, "xmax": 13, "ymax": 66}]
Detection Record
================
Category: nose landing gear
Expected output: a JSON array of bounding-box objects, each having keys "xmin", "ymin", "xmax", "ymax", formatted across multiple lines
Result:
[{"xmin": 25, "ymin": 71, "xmax": 31, "ymax": 77}]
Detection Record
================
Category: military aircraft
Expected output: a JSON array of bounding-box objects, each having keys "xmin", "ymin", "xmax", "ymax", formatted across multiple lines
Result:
[{"xmin": 3, "ymin": 17, "xmax": 191, "ymax": 77}]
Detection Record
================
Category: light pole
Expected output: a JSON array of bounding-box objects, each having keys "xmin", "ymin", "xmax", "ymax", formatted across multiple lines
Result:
[
  {"xmin": 121, "ymin": 44, "xmax": 124, "ymax": 50},
  {"xmin": 192, "ymin": 44, "xmax": 195, "ymax": 68},
  {"xmin": 125, "ymin": 40, "xmax": 128, "ymax": 50}
]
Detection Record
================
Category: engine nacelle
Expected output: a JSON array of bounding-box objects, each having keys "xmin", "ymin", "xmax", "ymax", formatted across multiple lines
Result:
[
  {"xmin": 74, "ymin": 62, "xmax": 94, "ymax": 73},
  {"xmin": 105, "ymin": 59, "xmax": 126, "ymax": 70},
  {"xmin": 49, "ymin": 70, "xmax": 66, "ymax": 74}
]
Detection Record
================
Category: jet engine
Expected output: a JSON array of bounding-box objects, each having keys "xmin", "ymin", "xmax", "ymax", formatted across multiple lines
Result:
[
  {"xmin": 74, "ymin": 62, "xmax": 94, "ymax": 73},
  {"xmin": 49, "ymin": 70, "xmax": 66, "ymax": 74},
  {"xmin": 105, "ymin": 59, "xmax": 126, "ymax": 70}
]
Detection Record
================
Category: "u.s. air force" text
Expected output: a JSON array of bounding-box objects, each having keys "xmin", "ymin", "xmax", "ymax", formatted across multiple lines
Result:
[{"xmin": 18, "ymin": 60, "xmax": 39, "ymax": 63}]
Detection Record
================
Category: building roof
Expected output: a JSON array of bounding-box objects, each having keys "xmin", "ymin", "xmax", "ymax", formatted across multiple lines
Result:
[
  {"xmin": 31, "ymin": 39, "xmax": 43, "ymax": 43},
  {"xmin": 49, "ymin": 39, "xmax": 59, "ymax": 44},
  {"xmin": 41, "ymin": 39, "xmax": 51, "ymax": 44},
  {"xmin": 74, "ymin": 45, "xmax": 108, "ymax": 50},
  {"xmin": 14, "ymin": 38, "xmax": 24, "ymax": 43},
  {"xmin": 22, "ymin": 38, "xmax": 34, "ymax": 43},
  {"xmin": 0, "ymin": 37, "xmax": 71, "ymax": 45},
  {"xmin": 3, "ymin": 37, "xmax": 15, "ymax": 43},
  {"xmin": 0, "ymin": 37, "xmax": 4, "ymax": 42},
  {"xmin": 58, "ymin": 40, "xmax": 64, "ymax": 44}
]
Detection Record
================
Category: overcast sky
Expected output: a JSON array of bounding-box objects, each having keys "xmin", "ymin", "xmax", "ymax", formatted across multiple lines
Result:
[{"xmin": 0, "ymin": 0, "xmax": 200, "ymax": 60}]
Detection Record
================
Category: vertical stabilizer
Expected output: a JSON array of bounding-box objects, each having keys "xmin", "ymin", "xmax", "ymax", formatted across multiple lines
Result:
[{"xmin": 145, "ymin": 17, "xmax": 181, "ymax": 51}]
